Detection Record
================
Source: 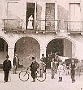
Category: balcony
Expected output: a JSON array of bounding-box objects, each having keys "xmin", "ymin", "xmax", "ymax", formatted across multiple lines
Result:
[
  {"xmin": 65, "ymin": 21, "xmax": 83, "ymax": 35},
  {"xmin": 2, "ymin": 19, "xmax": 60, "ymax": 34},
  {"xmin": 2, "ymin": 19, "xmax": 24, "ymax": 33},
  {"xmin": 36, "ymin": 20, "xmax": 59, "ymax": 34}
]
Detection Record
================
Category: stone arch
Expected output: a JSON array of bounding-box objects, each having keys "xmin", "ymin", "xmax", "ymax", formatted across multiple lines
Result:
[
  {"xmin": 0, "ymin": 36, "xmax": 8, "ymax": 44},
  {"xmin": 45, "ymin": 36, "xmax": 76, "ymax": 49},
  {"xmin": 14, "ymin": 36, "xmax": 40, "ymax": 47},
  {"xmin": 13, "ymin": 36, "xmax": 40, "ymax": 68},
  {"xmin": 46, "ymin": 36, "xmax": 76, "ymax": 57},
  {"xmin": 0, "ymin": 36, "xmax": 8, "ymax": 65},
  {"xmin": 46, "ymin": 36, "xmax": 76, "ymax": 68},
  {"xmin": 45, "ymin": 36, "xmax": 76, "ymax": 55}
]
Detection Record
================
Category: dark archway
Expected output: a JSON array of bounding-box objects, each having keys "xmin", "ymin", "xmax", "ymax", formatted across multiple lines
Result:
[
  {"xmin": 0, "ymin": 38, "xmax": 8, "ymax": 68},
  {"xmin": 14, "ymin": 37, "xmax": 40, "ymax": 68},
  {"xmin": 46, "ymin": 39, "xmax": 63, "ymax": 68},
  {"xmin": 47, "ymin": 39, "xmax": 63, "ymax": 56},
  {"xmin": 46, "ymin": 38, "xmax": 73, "ymax": 68}
]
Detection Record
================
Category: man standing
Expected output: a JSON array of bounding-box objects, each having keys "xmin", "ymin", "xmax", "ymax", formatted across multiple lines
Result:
[
  {"xmin": 41, "ymin": 54, "xmax": 47, "ymax": 73},
  {"xmin": 51, "ymin": 58, "xmax": 56, "ymax": 79},
  {"xmin": 70, "ymin": 59, "xmax": 76, "ymax": 83},
  {"xmin": 13, "ymin": 54, "xmax": 19, "ymax": 74},
  {"xmin": 30, "ymin": 57, "xmax": 39, "ymax": 82},
  {"xmin": 3, "ymin": 55, "xmax": 11, "ymax": 82}
]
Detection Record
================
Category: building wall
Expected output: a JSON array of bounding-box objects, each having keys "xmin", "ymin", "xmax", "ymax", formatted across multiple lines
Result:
[{"xmin": 0, "ymin": 0, "xmax": 83, "ymax": 66}]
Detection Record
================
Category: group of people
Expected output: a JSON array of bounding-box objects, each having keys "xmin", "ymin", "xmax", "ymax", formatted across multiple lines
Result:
[
  {"xmin": 30, "ymin": 54, "xmax": 47, "ymax": 82},
  {"xmin": 2, "ymin": 54, "xmax": 47, "ymax": 83},
  {"xmin": 2, "ymin": 53, "xmax": 77, "ymax": 83},
  {"xmin": 50, "ymin": 55, "xmax": 76, "ymax": 83}
]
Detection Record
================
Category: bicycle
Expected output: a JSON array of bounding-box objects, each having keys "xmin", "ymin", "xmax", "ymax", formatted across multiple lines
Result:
[{"xmin": 19, "ymin": 67, "xmax": 46, "ymax": 82}]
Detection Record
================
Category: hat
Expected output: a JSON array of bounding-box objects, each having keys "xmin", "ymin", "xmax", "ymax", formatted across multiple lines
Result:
[
  {"xmin": 42, "ymin": 54, "xmax": 44, "ymax": 56},
  {"xmin": 6, "ymin": 55, "xmax": 9, "ymax": 58},
  {"xmin": 32, "ymin": 57, "xmax": 35, "ymax": 60}
]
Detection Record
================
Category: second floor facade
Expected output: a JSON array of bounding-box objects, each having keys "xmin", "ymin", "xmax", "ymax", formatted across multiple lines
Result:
[{"xmin": 0, "ymin": 0, "xmax": 83, "ymax": 35}]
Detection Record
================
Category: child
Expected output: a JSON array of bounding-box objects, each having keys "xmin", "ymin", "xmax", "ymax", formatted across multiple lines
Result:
[
  {"xmin": 39, "ymin": 59, "xmax": 46, "ymax": 77},
  {"xmin": 58, "ymin": 61, "xmax": 64, "ymax": 82}
]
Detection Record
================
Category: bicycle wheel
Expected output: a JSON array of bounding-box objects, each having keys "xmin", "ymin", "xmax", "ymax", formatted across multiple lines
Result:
[
  {"xmin": 19, "ymin": 71, "xmax": 29, "ymax": 82},
  {"xmin": 36, "ymin": 71, "xmax": 46, "ymax": 82}
]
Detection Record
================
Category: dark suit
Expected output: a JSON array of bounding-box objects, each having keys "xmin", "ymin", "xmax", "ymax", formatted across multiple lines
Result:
[
  {"xmin": 3, "ymin": 59, "xmax": 11, "ymax": 82},
  {"xmin": 30, "ymin": 61, "xmax": 39, "ymax": 80},
  {"xmin": 70, "ymin": 63, "xmax": 76, "ymax": 82}
]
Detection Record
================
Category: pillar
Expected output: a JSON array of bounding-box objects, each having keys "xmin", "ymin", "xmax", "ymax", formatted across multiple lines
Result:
[
  {"xmin": 40, "ymin": 45, "xmax": 46, "ymax": 58},
  {"xmin": 8, "ymin": 45, "xmax": 14, "ymax": 66},
  {"xmin": 41, "ymin": 2, "xmax": 45, "ymax": 30}
]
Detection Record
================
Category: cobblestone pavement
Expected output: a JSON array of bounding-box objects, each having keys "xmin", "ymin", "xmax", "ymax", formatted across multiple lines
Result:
[{"xmin": 0, "ymin": 70, "xmax": 83, "ymax": 90}]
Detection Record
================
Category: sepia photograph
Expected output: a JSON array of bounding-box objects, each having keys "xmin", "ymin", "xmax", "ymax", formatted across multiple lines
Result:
[{"xmin": 0, "ymin": 0, "xmax": 83, "ymax": 90}]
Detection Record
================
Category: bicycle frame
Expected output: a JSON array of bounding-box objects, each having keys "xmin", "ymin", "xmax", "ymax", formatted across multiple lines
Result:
[{"xmin": 19, "ymin": 67, "xmax": 46, "ymax": 82}]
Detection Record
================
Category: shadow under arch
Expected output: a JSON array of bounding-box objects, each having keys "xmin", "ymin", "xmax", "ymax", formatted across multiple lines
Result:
[
  {"xmin": 46, "ymin": 36, "xmax": 76, "ymax": 68},
  {"xmin": 0, "ymin": 36, "xmax": 8, "ymax": 44},
  {"xmin": 14, "ymin": 36, "xmax": 40, "ymax": 68},
  {"xmin": 0, "ymin": 37, "xmax": 8, "ymax": 68},
  {"xmin": 46, "ymin": 36, "xmax": 76, "ymax": 49}
]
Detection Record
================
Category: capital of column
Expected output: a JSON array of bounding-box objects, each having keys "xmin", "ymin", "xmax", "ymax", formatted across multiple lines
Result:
[{"xmin": 8, "ymin": 48, "xmax": 14, "ymax": 50}]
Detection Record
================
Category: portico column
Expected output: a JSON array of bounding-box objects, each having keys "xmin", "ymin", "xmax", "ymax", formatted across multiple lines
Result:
[
  {"xmin": 8, "ymin": 46, "xmax": 14, "ymax": 66},
  {"xmin": 40, "ymin": 45, "xmax": 46, "ymax": 59}
]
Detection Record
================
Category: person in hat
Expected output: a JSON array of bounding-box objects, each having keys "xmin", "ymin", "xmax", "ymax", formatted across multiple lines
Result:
[
  {"xmin": 30, "ymin": 57, "xmax": 39, "ymax": 82},
  {"xmin": 3, "ymin": 55, "xmax": 11, "ymax": 82},
  {"xmin": 70, "ymin": 60, "xmax": 76, "ymax": 83},
  {"xmin": 13, "ymin": 54, "xmax": 19, "ymax": 74}
]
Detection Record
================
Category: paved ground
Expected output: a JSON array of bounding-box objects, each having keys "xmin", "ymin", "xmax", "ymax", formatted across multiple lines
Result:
[{"xmin": 0, "ymin": 70, "xmax": 83, "ymax": 90}]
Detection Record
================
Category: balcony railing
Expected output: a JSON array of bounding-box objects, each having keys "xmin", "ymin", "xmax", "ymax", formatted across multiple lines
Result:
[
  {"xmin": 2, "ymin": 19, "xmax": 60, "ymax": 33},
  {"xmin": 65, "ymin": 21, "xmax": 83, "ymax": 34},
  {"xmin": 3, "ymin": 19, "xmax": 23, "ymax": 32},
  {"xmin": 36, "ymin": 20, "xmax": 59, "ymax": 32}
]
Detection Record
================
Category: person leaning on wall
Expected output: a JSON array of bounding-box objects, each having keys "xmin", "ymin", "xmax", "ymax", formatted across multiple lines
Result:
[{"xmin": 13, "ymin": 54, "xmax": 19, "ymax": 74}]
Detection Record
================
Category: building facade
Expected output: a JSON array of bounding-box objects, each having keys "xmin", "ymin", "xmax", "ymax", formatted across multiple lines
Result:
[{"xmin": 0, "ymin": 0, "xmax": 83, "ymax": 68}]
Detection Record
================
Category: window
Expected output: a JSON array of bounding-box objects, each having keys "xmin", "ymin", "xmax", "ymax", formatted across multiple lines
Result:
[
  {"xmin": 69, "ymin": 3, "xmax": 81, "ymax": 20},
  {"xmin": 69, "ymin": 3, "xmax": 81, "ymax": 31},
  {"xmin": 7, "ymin": 2, "xmax": 19, "ymax": 19},
  {"xmin": 45, "ymin": 3, "xmax": 55, "ymax": 31}
]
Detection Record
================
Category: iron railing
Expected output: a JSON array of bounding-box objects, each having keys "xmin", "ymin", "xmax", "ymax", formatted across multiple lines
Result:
[
  {"xmin": 65, "ymin": 21, "xmax": 83, "ymax": 33},
  {"xmin": 3, "ymin": 19, "xmax": 23, "ymax": 32},
  {"xmin": 36, "ymin": 20, "xmax": 60, "ymax": 32},
  {"xmin": 2, "ymin": 19, "xmax": 60, "ymax": 33}
]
